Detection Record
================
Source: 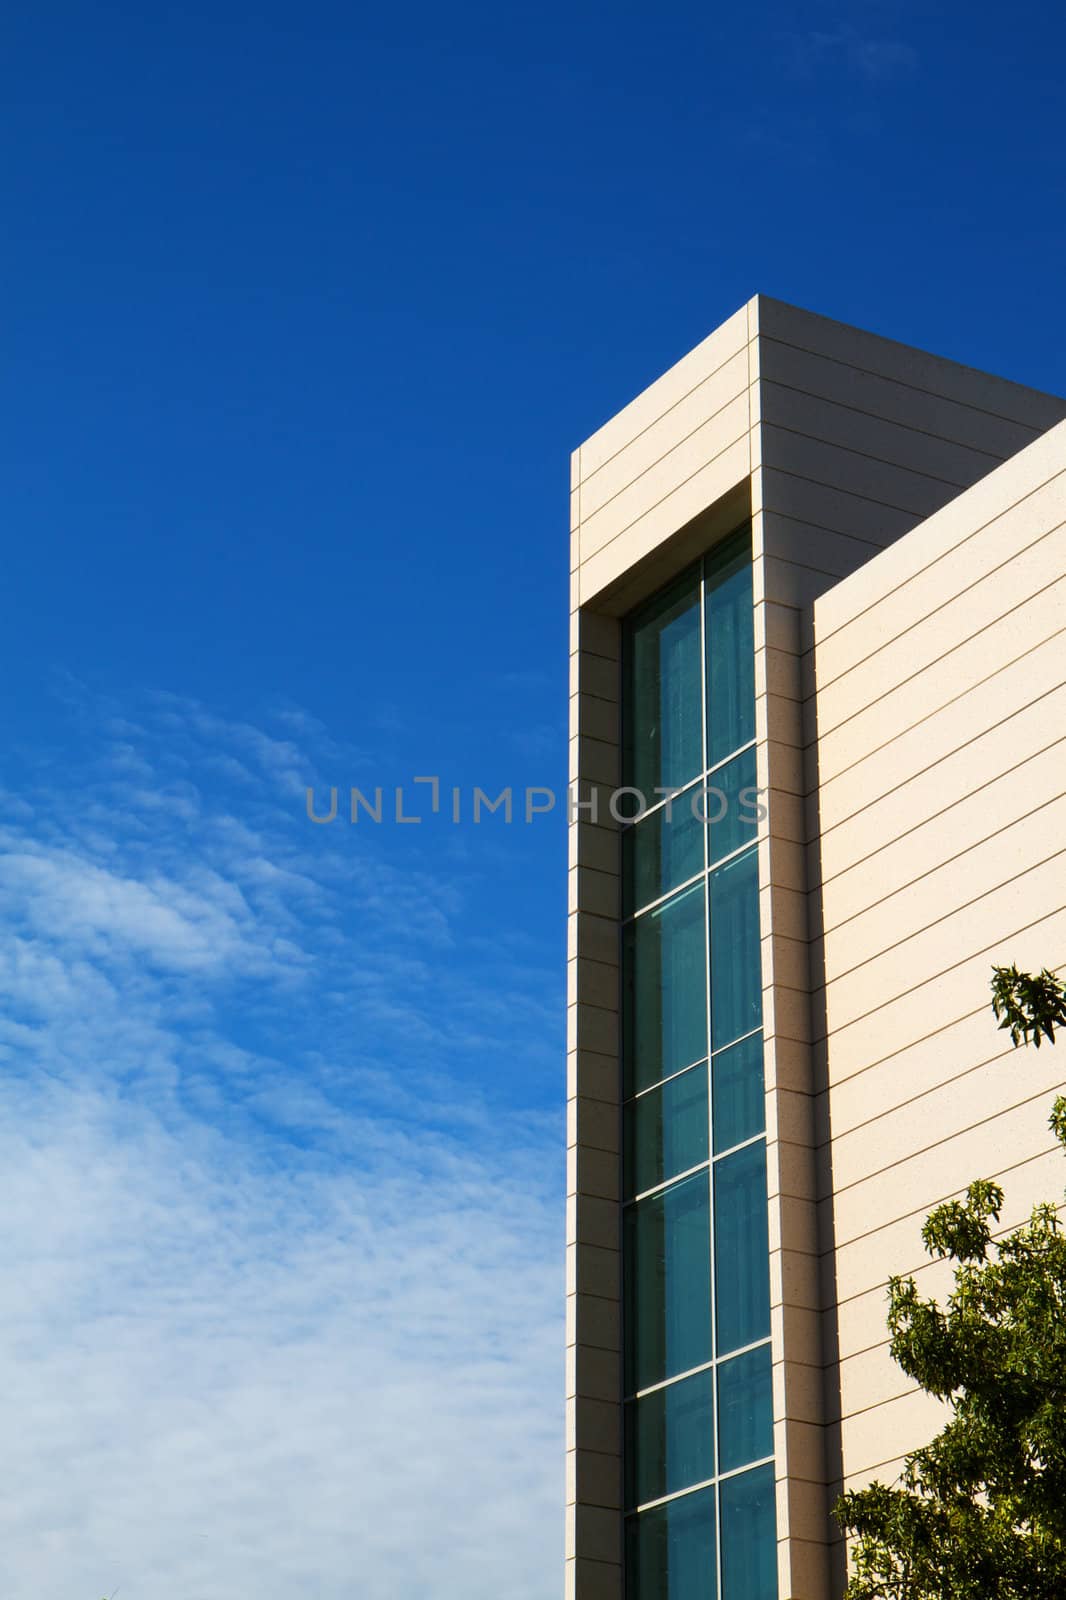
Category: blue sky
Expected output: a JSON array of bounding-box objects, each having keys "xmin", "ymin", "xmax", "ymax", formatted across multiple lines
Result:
[{"xmin": 1, "ymin": 1, "xmax": 1064, "ymax": 1595}]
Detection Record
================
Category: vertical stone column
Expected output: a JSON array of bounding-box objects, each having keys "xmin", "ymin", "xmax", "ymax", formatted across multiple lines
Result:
[
  {"xmin": 753, "ymin": 575, "xmax": 831, "ymax": 1600},
  {"xmin": 750, "ymin": 312, "xmax": 833, "ymax": 1600},
  {"xmin": 565, "ymin": 604, "xmax": 625, "ymax": 1600}
]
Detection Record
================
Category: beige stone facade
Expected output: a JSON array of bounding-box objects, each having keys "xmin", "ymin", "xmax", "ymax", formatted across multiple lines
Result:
[{"xmin": 566, "ymin": 296, "xmax": 1066, "ymax": 1599}]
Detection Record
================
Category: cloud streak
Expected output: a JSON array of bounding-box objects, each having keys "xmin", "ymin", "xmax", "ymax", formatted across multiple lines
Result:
[
  {"xmin": 0, "ymin": 690, "xmax": 563, "ymax": 1598},
  {"xmin": 780, "ymin": 19, "xmax": 918, "ymax": 82}
]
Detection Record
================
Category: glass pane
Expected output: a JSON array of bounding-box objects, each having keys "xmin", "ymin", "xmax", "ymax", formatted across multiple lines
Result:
[
  {"xmin": 709, "ymin": 846, "xmax": 762, "ymax": 1051},
  {"xmin": 719, "ymin": 1464, "xmax": 777, "ymax": 1600},
  {"xmin": 623, "ymin": 882, "xmax": 707, "ymax": 1096},
  {"xmin": 625, "ymin": 1062, "xmax": 709, "ymax": 1198},
  {"xmin": 717, "ymin": 1344, "xmax": 773, "ymax": 1473},
  {"xmin": 626, "ymin": 1485, "xmax": 717, "ymax": 1600},
  {"xmin": 705, "ymin": 531, "xmax": 755, "ymax": 769},
  {"xmin": 624, "ymin": 1173, "xmax": 712, "ymax": 1392},
  {"xmin": 624, "ymin": 788, "xmax": 705, "ymax": 916},
  {"xmin": 624, "ymin": 567, "xmax": 703, "ymax": 800},
  {"xmin": 712, "ymin": 1033, "xmax": 765, "ymax": 1154},
  {"xmin": 714, "ymin": 1142, "xmax": 771, "ymax": 1356},
  {"xmin": 625, "ymin": 1367, "xmax": 715, "ymax": 1508},
  {"xmin": 706, "ymin": 745, "xmax": 759, "ymax": 867}
]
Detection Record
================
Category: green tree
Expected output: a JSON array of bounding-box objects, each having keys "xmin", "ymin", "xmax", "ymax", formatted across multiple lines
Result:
[
  {"xmin": 991, "ymin": 964, "xmax": 1066, "ymax": 1049},
  {"xmin": 834, "ymin": 965, "xmax": 1066, "ymax": 1600}
]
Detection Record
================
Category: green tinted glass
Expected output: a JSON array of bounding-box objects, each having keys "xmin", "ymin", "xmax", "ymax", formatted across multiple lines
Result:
[
  {"xmin": 623, "ymin": 882, "xmax": 707, "ymax": 1096},
  {"xmin": 719, "ymin": 1464, "xmax": 777, "ymax": 1600},
  {"xmin": 625, "ymin": 1366, "xmax": 715, "ymax": 1507},
  {"xmin": 625, "ymin": 1062, "xmax": 709, "ymax": 1198},
  {"xmin": 624, "ymin": 567, "xmax": 703, "ymax": 799},
  {"xmin": 624, "ymin": 1172, "xmax": 712, "ymax": 1392},
  {"xmin": 713, "ymin": 1142, "xmax": 771, "ymax": 1356},
  {"xmin": 706, "ymin": 745, "xmax": 759, "ymax": 866},
  {"xmin": 620, "ymin": 532, "xmax": 774, "ymax": 1600},
  {"xmin": 624, "ymin": 790, "xmax": 705, "ymax": 915},
  {"xmin": 626, "ymin": 1485, "xmax": 718, "ymax": 1600},
  {"xmin": 717, "ymin": 1344, "xmax": 773, "ymax": 1474},
  {"xmin": 705, "ymin": 533, "xmax": 755, "ymax": 769},
  {"xmin": 712, "ymin": 1032, "xmax": 765, "ymax": 1154},
  {"xmin": 709, "ymin": 846, "xmax": 762, "ymax": 1051}
]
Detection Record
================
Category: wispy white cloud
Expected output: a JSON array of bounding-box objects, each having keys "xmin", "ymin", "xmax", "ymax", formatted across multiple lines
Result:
[
  {"xmin": 0, "ymin": 689, "xmax": 563, "ymax": 1598},
  {"xmin": 0, "ymin": 1079, "xmax": 561, "ymax": 1599},
  {"xmin": 779, "ymin": 18, "xmax": 918, "ymax": 82},
  {"xmin": 0, "ymin": 848, "xmax": 283, "ymax": 976}
]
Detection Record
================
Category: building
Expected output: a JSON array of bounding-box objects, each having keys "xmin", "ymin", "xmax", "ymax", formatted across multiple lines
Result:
[{"xmin": 565, "ymin": 296, "xmax": 1066, "ymax": 1600}]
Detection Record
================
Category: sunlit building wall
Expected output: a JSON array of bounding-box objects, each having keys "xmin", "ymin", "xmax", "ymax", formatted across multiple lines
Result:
[{"xmin": 565, "ymin": 296, "xmax": 1066, "ymax": 1600}]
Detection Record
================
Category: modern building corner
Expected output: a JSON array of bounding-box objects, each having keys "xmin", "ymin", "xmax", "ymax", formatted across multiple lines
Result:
[{"xmin": 565, "ymin": 295, "xmax": 1066, "ymax": 1600}]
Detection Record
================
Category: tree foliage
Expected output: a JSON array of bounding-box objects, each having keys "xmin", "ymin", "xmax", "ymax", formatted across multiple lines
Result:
[
  {"xmin": 834, "ymin": 966, "xmax": 1066, "ymax": 1599},
  {"xmin": 991, "ymin": 964, "xmax": 1066, "ymax": 1050}
]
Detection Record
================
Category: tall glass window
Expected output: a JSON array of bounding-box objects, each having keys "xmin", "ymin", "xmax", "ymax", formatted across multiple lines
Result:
[
  {"xmin": 621, "ymin": 528, "xmax": 776, "ymax": 1600},
  {"xmin": 624, "ymin": 568, "xmax": 703, "ymax": 802}
]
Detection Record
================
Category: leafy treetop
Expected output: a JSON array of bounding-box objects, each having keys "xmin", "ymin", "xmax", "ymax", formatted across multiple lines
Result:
[{"xmin": 834, "ymin": 964, "xmax": 1066, "ymax": 1600}]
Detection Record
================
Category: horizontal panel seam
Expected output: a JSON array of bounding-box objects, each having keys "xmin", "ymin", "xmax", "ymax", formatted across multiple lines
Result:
[
  {"xmin": 820, "ymin": 840, "xmax": 1066, "ymax": 989},
  {"xmin": 827, "ymin": 1184, "xmax": 1064, "ymax": 1349},
  {"xmin": 830, "ymin": 1385, "xmax": 922, "ymax": 1425},
  {"xmin": 579, "ymin": 384, "xmax": 749, "ymax": 525},
  {"xmin": 817, "ymin": 1045, "xmax": 1024, "ymax": 1143},
  {"xmin": 571, "ymin": 641, "xmax": 622, "ymax": 666},
  {"xmin": 762, "ymin": 548, "xmax": 878, "ymax": 587},
  {"xmin": 572, "ymin": 686, "xmax": 622, "ymax": 709},
  {"xmin": 569, "ymin": 1125, "xmax": 620, "ymax": 1146},
  {"xmin": 808, "ymin": 981, "xmax": 1065, "ymax": 1087},
  {"xmin": 808, "ymin": 621, "xmax": 1066, "ymax": 796},
  {"xmin": 578, "ymin": 339, "xmax": 749, "ymax": 489},
  {"xmin": 823, "ymin": 1143, "xmax": 1064, "ymax": 1252},
  {"xmin": 825, "ymin": 1111, "xmax": 1061, "ymax": 1209},
  {"xmin": 759, "ymin": 331, "xmax": 1066, "ymax": 429},
  {"xmin": 760, "ymin": 479, "xmax": 914, "ymax": 541},
  {"xmin": 758, "ymin": 680, "xmax": 804, "ymax": 706},
  {"xmin": 818, "ymin": 604, "xmax": 1066, "ymax": 779},
  {"xmin": 578, "ymin": 424, "xmax": 750, "ymax": 566},
  {"xmin": 840, "ymin": 1456, "xmax": 911, "ymax": 1486},
  {"xmin": 808, "ymin": 462, "xmax": 1066, "ymax": 651},
  {"xmin": 824, "ymin": 1334, "xmax": 898, "ymax": 1368},
  {"xmin": 812, "ymin": 900, "xmax": 1066, "ymax": 1040},
  {"xmin": 759, "ymin": 509, "xmax": 892, "ymax": 559},
  {"xmin": 808, "ymin": 728, "xmax": 1066, "ymax": 888},
  {"xmin": 760, "ymin": 373, "xmax": 1015, "ymax": 460},
  {"xmin": 806, "ymin": 651, "xmax": 1066, "ymax": 831},
  {"xmin": 811, "ymin": 524, "xmax": 1066, "ymax": 718},
  {"xmin": 763, "ymin": 419, "xmax": 971, "ymax": 493},
  {"xmin": 837, "ymin": 1382, "xmax": 932, "ymax": 1421},
  {"xmin": 814, "ymin": 775, "xmax": 1066, "ymax": 932}
]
